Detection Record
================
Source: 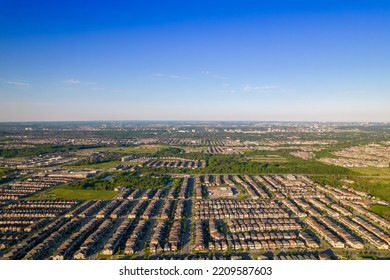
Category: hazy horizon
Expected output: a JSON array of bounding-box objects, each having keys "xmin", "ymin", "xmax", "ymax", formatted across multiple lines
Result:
[{"xmin": 0, "ymin": 119, "xmax": 389, "ymax": 124}]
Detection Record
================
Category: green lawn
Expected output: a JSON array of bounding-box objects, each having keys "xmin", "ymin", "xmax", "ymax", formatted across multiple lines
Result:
[
  {"xmin": 370, "ymin": 205, "xmax": 390, "ymax": 220},
  {"xmin": 349, "ymin": 177, "xmax": 390, "ymax": 202},
  {"xmin": 115, "ymin": 146, "xmax": 157, "ymax": 154},
  {"xmin": 345, "ymin": 167, "xmax": 390, "ymax": 208},
  {"xmin": 29, "ymin": 187, "xmax": 117, "ymax": 200},
  {"xmin": 74, "ymin": 146, "xmax": 158, "ymax": 155},
  {"xmin": 364, "ymin": 178, "xmax": 390, "ymax": 201},
  {"xmin": 350, "ymin": 166, "xmax": 390, "ymax": 177},
  {"xmin": 65, "ymin": 160, "xmax": 123, "ymax": 170}
]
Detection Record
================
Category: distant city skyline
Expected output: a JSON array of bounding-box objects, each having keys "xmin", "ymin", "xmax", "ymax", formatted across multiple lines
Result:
[{"xmin": 1, "ymin": 1, "xmax": 389, "ymax": 122}]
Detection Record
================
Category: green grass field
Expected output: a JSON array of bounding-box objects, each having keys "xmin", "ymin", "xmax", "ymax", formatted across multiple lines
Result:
[
  {"xmin": 370, "ymin": 205, "xmax": 390, "ymax": 220},
  {"xmin": 115, "ymin": 146, "xmax": 157, "ymax": 154},
  {"xmin": 75, "ymin": 145, "xmax": 159, "ymax": 155},
  {"xmin": 350, "ymin": 166, "xmax": 390, "ymax": 177},
  {"xmin": 64, "ymin": 160, "xmax": 123, "ymax": 170},
  {"xmin": 343, "ymin": 166, "xmax": 390, "ymax": 220},
  {"xmin": 29, "ymin": 187, "xmax": 117, "ymax": 200},
  {"xmin": 362, "ymin": 178, "xmax": 390, "ymax": 201},
  {"xmin": 74, "ymin": 147, "xmax": 114, "ymax": 154}
]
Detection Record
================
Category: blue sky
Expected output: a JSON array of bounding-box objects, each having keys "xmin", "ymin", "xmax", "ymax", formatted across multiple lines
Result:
[{"xmin": 0, "ymin": 0, "xmax": 389, "ymax": 122}]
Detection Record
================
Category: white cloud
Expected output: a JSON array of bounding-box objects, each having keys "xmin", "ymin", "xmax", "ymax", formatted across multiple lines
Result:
[
  {"xmin": 61, "ymin": 79, "xmax": 95, "ymax": 85},
  {"xmin": 61, "ymin": 79, "xmax": 81, "ymax": 85},
  {"xmin": 201, "ymin": 71, "xmax": 227, "ymax": 80},
  {"xmin": 242, "ymin": 85, "xmax": 295, "ymax": 94},
  {"xmin": 169, "ymin": 75, "xmax": 187, "ymax": 79},
  {"xmin": 153, "ymin": 73, "xmax": 188, "ymax": 80},
  {"xmin": 7, "ymin": 80, "xmax": 30, "ymax": 86},
  {"xmin": 243, "ymin": 85, "xmax": 280, "ymax": 92}
]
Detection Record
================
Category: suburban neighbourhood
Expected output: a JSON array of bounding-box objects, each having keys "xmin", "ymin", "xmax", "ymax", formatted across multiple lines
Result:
[{"xmin": 0, "ymin": 121, "xmax": 389, "ymax": 261}]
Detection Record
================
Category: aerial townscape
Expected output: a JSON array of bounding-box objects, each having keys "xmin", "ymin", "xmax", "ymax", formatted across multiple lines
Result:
[
  {"xmin": 1, "ymin": 2, "xmax": 390, "ymax": 275},
  {"xmin": 0, "ymin": 121, "xmax": 389, "ymax": 260}
]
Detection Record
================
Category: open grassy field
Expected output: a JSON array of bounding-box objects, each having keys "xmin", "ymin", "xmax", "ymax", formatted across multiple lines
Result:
[
  {"xmin": 115, "ymin": 146, "xmax": 157, "ymax": 154},
  {"xmin": 370, "ymin": 205, "xmax": 390, "ymax": 220},
  {"xmin": 343, "ymin": 166, "xmax": 390, "ymax": 220},
  {"xmin": 310, "ymin": 167, "xmax": 390, "ymax": 219},
  {"xmin": 350, "ymin": 166, "xmax": 390, "ymax": 177},
  {"xmin": 344, "ymin": 165, "xmax": 390, "ymax": 203},
  {"xmin": 0, "ymin": 168, "xmax": 8, "ymax": 177},
  {"xmin": 74, "ymin": 145, "xmax": 159, "ymax": 155},
  {"xmin": 29, "ymin": 187, "xmax": 117, "ymax": 200},
  {"xmin": 359, "ymin": 178, "xmax": 390, "ymax": 201},
  {"xmin": 74, "ymin": 147, "xmax": 114, "ymax": 154},
  {"xmin": 246, "ymin": 155, "xmax": 288, "ymax": 163},
  {"xmin": 64, "ymin": 160, "xmax": 123, "ymax": 170}
]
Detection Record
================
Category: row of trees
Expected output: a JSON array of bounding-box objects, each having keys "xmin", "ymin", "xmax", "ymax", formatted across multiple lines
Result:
[
  {"xmin": 0, "ymin": 169, "xmax": 16, "ymax": 184},
  {"xmin": 0, "ymin": 144, "xmax": 104, "ymax": 158},
  {"xmin": 72, "ymin": 153, "xmax": 121, "ymax": 166},
  {"xmin": 66, "ymin": 171, "xmax": 171, "ymax": 191},
  {"xmin": 153, "ymin": 147, "xmax": 184, "ymax": 157},
  {"xmin": 141, "ymin": 154, "xmax": 353, "ymax": 175}
]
